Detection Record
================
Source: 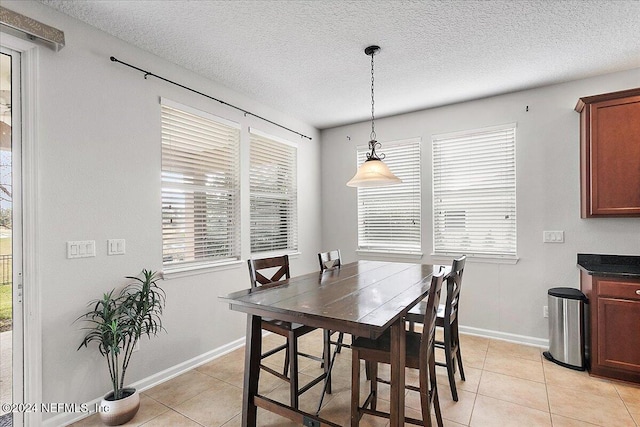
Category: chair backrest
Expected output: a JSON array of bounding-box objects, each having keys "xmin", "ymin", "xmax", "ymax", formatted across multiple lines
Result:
[
  {"xmin": 318, "ymin": 249, "xmax": 342, "ymax": 271},
  {"xmin": 247, "ymin": 255, "xmax": 291, "ymax": 288},
  {"xmin": 420, "ymin": 270, "xmax": 445, "ymax": 362},
  {"xmin": 443, "ymin": 255, "xmax": 466, "ymax": 325}
]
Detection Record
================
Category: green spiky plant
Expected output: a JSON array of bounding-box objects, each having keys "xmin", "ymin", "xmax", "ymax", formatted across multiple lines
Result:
[{"xmin": 77, "ymin": 270, "xmax": 166, "ymax": 400}]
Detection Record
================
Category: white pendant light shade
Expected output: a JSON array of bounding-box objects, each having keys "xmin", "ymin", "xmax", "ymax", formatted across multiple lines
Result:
[{"xmin": 347, "ymin": 158, "xmax": 402, "ymax": 187}]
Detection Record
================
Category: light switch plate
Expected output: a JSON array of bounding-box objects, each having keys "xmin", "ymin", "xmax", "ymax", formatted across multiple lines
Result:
[
  {"xmin": 67, "ymin": 240, "xmax": 96, "ymax": 259},
  {"xmin": 108, "ymin": 239, "xmax": 126, "ymax": 255},
  {"xmin": 543, "ymin": 231, "xmax": 564, "ymax": 243}
]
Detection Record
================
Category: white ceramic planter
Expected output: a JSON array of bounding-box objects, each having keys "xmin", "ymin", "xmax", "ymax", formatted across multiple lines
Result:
[{"xmin": 98, "ymin": 388, "xmax": 140, "ymax": 426}]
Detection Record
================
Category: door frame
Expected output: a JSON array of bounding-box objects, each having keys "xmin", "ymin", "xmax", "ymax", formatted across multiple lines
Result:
[
  {"xmin": 0, "ymin": 32, "xmax": 41, "ymax": 427},
  {"xmin": 1, "ymin": 43, "xmax": 24, "ymax": 426}
]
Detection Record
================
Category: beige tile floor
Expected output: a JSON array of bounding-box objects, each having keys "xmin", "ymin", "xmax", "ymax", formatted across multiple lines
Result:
[{"xmin": 70, "ymin": 330, "xmax": 640, "ymax": 427}]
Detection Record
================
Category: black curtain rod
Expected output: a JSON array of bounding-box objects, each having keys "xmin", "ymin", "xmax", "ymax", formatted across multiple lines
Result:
[{"xmin": 110, "ymin": 56, "xmax": 312, "ymax": 141}]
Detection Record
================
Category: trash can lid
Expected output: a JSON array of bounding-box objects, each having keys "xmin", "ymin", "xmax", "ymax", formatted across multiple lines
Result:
[{"xmin": 548, "ymin": 287, "xmax": 587, "ymax": 300}]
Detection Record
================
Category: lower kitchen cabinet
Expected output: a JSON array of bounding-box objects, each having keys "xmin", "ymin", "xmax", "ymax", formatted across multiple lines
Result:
[{"xmin": 581, "ymin": 272, "xmax": 640, "ymax": 383}]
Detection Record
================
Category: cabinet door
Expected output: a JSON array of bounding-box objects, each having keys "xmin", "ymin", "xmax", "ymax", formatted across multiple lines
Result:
[
  {"xmin": 597, "ymin": 297, "xmax": 640, "ymax": 372},
  {"xmin": 589, "ymin": 96, "xmax": 640, "ymax": 216}
]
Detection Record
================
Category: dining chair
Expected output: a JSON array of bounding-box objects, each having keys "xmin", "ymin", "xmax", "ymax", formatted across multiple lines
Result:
[
  {"xmin": 318, "ymin": 249, "xmax": 347, "ymax": 353},
  {"xmin": 318, "ymin": 249, "xmax": 342, "ymax": 271},
  {"xmin": 247, "ymin": 255, "xmax": 331, "ymax": 409},
  {"xmin": 318, "ymin": 250, "xmax": 374, "ymax": 387},
  {"xmin": 315, "ymin": 249, "xmax": 349, "ymax": 413},
  {"xmin": 406, "ymin": 255, "xmax": 466, "ymax": 401},
  {"xmin": 350, "ymin": 270, "xmax": 445, "ymax": 426}
]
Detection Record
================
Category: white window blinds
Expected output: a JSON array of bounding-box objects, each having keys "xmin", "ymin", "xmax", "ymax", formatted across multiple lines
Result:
[
  {"xmin": 249, "ymin": 130, "xmax": 298, "ymax": 254},
  {"xmin": 161, "ymin": 99, "xmax": 241, "ymax": 269},
  {"xmin": 357, "ymin": 139, "xmax": 421, "ymax": 253},
  {"xmin": 432, "ymin": 123, "xmax": 516, "ymax": 259}
]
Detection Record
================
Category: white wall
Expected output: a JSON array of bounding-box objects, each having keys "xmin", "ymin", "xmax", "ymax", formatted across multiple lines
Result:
[
  {"xmin": 3, "ymin": 0, "xmax": 321, "ymax": 421},
  {"xmin": 321, "ymin": 67, "xmax": 640, "ymax": 343},
  {"xmin": 5, "ymin": 0, "xmax": 640, "ymax": 420}
]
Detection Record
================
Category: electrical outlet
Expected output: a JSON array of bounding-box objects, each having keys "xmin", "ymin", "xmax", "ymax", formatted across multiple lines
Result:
[
  {"xmin": 543, "ymin": 306, "xmax": 549, "ymax": 318},
  {"xmin": 302, "ymin": 417, "xmax": 320, "ymax": 427}
]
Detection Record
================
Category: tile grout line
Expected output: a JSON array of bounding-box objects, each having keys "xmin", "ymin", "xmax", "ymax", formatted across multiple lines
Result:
[
  {"xmin": 614, "ymin": 385, "xmax": 640, "ymax": 427},
  {"xmin": 466, "ymin": 346, "xmax": 489, "ymax": 426},
  {"xmin": 540, "ymin": 352, "xmax": 554, "ymax": 426},
  {"xmin": 137, "ymin": 396, "xmax": 194, "ymax": 427},
  {"xmin": 135, "ymin": 393, "xmax": 173, "ymax": 427}
]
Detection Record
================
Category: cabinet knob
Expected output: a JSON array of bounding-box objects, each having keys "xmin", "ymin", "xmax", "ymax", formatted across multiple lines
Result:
[{"xmin": 636, "ymin": 290, "xmax": 640, "ymax": 295}]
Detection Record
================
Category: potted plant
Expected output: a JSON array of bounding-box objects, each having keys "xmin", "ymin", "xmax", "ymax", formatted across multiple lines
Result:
[{"xmin": 77, "ymin": 269, "xmax": 166, "ymax": 425}]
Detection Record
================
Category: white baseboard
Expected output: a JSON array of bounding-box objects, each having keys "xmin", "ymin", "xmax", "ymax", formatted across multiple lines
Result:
[
  {"xmin": 459, "ymin": 325, "xmax": 549, "ymax": 348},
  {"xmin": 44, "ymin": 337, "xmax": 245, "ymax": 427}
]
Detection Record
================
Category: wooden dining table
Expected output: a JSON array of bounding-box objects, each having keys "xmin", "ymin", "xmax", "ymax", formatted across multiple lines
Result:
[{"xmin": 220, "ymin": 260, "xmax": 444, "ymax": 427}]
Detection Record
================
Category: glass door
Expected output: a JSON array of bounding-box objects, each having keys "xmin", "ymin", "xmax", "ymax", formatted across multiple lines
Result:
[{"xmin": 0, "ymin": 46, "xmax": 23, "ymax": 427}]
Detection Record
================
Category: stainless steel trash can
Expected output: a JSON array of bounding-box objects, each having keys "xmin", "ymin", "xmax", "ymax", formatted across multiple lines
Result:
[{"xmin": 543, "ymin": 287, "xmax": 587, "ymax": 370}]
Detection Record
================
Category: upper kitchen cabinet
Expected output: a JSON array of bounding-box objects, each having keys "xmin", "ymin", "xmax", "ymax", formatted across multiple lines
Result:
[{"xmin": 575, "ymin": 88, "xmax": 640, "ymax": 218}]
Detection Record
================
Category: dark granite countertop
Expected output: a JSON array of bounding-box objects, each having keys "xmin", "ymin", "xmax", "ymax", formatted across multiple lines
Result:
[{"xmin": 577, "ymin": 254, "xmax": 640, "ymax": 279}]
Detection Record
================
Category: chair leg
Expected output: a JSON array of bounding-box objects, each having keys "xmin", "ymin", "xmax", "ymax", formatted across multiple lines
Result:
[
  {"xmin": 323, "ymin": 329, "xmax": 332, "ymax": 394},
  {"xmin": 288, "ymin": 332, "xmax": 299, "ymax": 409},
  {"xmin": 370, "ymin": 362, "xmax": 378, "ymax": 411},
  {"xmin": 446, "ymin": 359, "xmax": 458, "ymax": 401},
  {"xmin": 351, "ymin": 350, "xmax": 361, "ymax": 427},
  {"xmin": 336, "ymin": 332, "xmax": 345, "ymax": 353},
  {"xmin": 420, "ymin": 368, "xmax": 431, "ymax": 427},
  {"xmin": 453, "ymin": 324, "xmax": 465, "ymax": 381},
  {"xmin": 444, "ymin": 328, "xmax": 458, "ymax": 402},
  {"xmin": 456, "ymin": 349, "xmax": 466, "ymax": 381},
  {"xmin": 429, "ymin": 346, "xmax": 444, "ymax": 427},
  {"xmin": 283, "ymin": 337, "xmax": 290, "ymax": 377},
  {"xmin": 316, "ymin": 330, "xmax": 341, "ymax": 415}
]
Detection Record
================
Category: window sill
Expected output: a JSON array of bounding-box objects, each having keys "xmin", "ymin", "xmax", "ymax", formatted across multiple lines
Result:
[
  {"xmin": 356, "ymin": 250, "xmax": 424, "ymax": 262},
  {"xmin": 162, "ymin": 259, "xmax": 244, "ymax": 280},
  {"xmin": 430, "ymin": 253, "xmax": 519, "ymax": 265},
  {"xmin": 249, "ymin": 250, "xmax": 301, "ymax": 260}
]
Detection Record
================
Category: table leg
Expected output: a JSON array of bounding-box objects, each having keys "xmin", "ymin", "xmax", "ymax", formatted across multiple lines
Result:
[
  {"xmin": 389, "ymin": 318, "xmax": 406, "ymax": 427},
  {"xmin": 288, "ymin": 330, "xmax": 299, "ymax": 408},
  {"xmin": 242, "ymin": 314, "xmax": 262, "ymax": 427}
]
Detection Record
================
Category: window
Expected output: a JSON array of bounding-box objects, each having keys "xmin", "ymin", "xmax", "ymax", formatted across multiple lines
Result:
[
  {"xmin": 161, "ymin": 99, "xmax": 240, "ymax": 270},
  {"xmin": 432, "ymin": 123, "xmax": 516, "ymax": 259},
  {"xmin": 356, "ymin": 138, "xmax": 421, "ymax": 253},
  {"xmin": 249, "ymin": 129, "xmax": 298, "ymax": 254}
]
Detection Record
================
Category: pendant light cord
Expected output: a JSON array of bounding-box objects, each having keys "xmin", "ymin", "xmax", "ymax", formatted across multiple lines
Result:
[{"xmin": 370, "ymin": 52, "xmax": 376, "ymax": 141}]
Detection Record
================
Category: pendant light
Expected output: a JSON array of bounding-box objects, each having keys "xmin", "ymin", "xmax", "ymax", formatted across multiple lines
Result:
[{"xmin": 347, "ymin": 45, "xmax": 402, "ymax": 188}]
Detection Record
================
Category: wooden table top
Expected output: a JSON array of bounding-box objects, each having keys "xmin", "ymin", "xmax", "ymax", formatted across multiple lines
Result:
[{"xmin": 221, "ymin": 260, "xmax": 444, "ymax": 339}]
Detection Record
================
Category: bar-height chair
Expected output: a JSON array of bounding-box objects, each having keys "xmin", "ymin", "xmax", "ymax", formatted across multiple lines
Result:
[
  {"xmin": 351, "ymin": 271, "xmax": 445, "ymax": 426},
  {"xmin": 318, "ymin": 249, "xmax": 374, "ymax": 385},
  {"xmin": 318, "ymin": 250, "xmax": 347, "ymax": 353},
  {"xmin": 315, "ymin": 249, "xmax": 348, "ymax": 413},
  {"xmin": 318, "ymin": 249, "xmax": 342, "ymax": 271},
  {"xmin": 406, "ymin": 255, "xmax": 466, "ymax": 401},
  {"xmin": 247, "ymin": 255, "xmax": 331, "ymax": 409}
]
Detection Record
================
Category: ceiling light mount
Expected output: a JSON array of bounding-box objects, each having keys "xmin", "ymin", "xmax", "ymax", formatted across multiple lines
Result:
[
  {"xmin": 364, "ymin": 45, "xmax": 380, "ymax": 56},
  {"xmin": 347, "ymin": 45, "xmax": 402, "ymax": 188}
]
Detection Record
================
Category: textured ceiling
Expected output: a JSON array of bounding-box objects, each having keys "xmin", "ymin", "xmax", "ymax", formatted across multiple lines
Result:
[{"xmin": 39, "ymin": 0, "xmax": 640, "ymax": 129}]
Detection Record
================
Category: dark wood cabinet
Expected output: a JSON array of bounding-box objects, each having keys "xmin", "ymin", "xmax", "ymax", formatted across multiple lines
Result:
[
  {"xmin": 575, "ymin": 88, "xmax": 640, "ymax": 218},
  {"xmin": 581, "ymin": 272, "xmax": 640, "ymax": 383}
]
